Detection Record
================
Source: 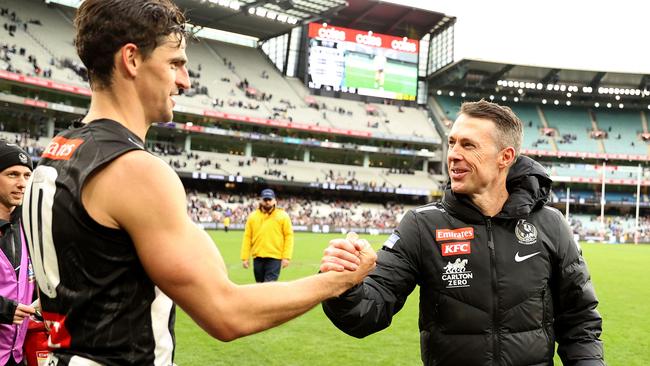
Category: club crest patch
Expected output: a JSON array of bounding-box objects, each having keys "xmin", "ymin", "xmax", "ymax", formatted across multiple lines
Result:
[{"xmin": 515, "ymin": 219, "xmax": 537, "ymax": 245}]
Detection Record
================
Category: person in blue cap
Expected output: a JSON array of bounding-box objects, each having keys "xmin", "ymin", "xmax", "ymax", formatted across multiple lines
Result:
[{"xmin": 241, "ymin": 189, "xmax": 294, "ymax": 282}]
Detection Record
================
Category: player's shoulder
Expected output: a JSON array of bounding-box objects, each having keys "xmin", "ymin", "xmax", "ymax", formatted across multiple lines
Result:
[{"xmin": 98, "ymin": 150, "xmax": 180, "ymax": 194}]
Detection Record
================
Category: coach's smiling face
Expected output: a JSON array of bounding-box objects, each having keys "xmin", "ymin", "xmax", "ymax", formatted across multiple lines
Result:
[{"xmin": 447, "ymin": 114, "xmax": 506, "ymax": 197}]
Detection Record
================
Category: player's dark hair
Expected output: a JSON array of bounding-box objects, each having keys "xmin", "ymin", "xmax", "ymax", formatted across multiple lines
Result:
[{"xmin": 74, "ymin": 0, "xmax": 187, "ymax": 89}]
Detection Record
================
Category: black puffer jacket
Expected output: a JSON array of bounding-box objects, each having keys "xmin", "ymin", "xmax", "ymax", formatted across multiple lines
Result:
[{"xmin": 323, "ymin": 156, "xmax": 604, "ymax": 365}]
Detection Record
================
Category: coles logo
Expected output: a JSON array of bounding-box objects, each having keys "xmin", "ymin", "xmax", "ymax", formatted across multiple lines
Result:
[
  {"xmin": 436, "ymin": 227, "xmax": 474, "ymax": 241},
  {"xmin": 441, "ymin": 241, "xmax": 471, "ymax": 256},
  {"xmin": 42, "ymin": 136, "xmax": 85, "ymax": 160},
  {"xmin": 355, "ymin": 33, "xmax": 382, "ymax": 47},
  {"xmin": 391, "ymin": 39, "xmax": 417, "ymax": 53},
  {"xmin": 317, "ymin": 27, "xmax": 346, "ymax": 42}
]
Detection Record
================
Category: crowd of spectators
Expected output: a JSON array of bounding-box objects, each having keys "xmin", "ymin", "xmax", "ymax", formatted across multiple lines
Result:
[{"xmin": 187, "ymin": 191, "xmax": 408, "ymax": 230}]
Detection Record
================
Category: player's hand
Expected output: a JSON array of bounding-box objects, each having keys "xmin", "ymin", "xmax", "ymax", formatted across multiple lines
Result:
[
  {"xmin": 320, "ymin": 232, "xmax": 375, "ymax": 274},
  {"xmin": 13, "ymin": 303, "xmax": 35, "ymax": 325},
  {"xmin": 242, "ymin": 260, "xmax": 249, "ymax": 269},
  {"xmin": 281, "ymin": 259, "xmax": 290, "ymax": 268}
]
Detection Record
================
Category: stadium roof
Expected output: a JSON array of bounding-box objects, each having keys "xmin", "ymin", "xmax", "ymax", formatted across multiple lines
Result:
[
  {"xmin": 176, "ymin": 0, "xmax": 451, "ymax": 40},
  {"xmin": 175, "ymin": 0, "xmax": 348, "ymax": 40},
  {"xmin": 323, "ymin": 0, "xmax": 451, "ymax": 39},
  {"xmin": 428, "ymin": 59, "xmax": 650, "ymax": 108}
]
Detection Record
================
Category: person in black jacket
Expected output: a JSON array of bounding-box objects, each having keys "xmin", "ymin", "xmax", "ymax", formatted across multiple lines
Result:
[{"xmin": 321, "ymin": 99, "xmax": 604, "ymax": 366}]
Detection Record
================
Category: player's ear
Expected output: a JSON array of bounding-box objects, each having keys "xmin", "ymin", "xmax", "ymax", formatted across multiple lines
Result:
[{"xmin": 117, "ymin": 43, "xmax": 140, "ymax": 79}]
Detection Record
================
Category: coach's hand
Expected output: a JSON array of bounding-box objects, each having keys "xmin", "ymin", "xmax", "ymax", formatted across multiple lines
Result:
[
  {"xmin": 242, "ymin": 260, "xmax": 249, "ymax": 269},
  {"xmin": 282, "ymin": 259, "xmax": 290, "ymax": 268},
  {"xmin": 320, "ymin": 232, "xmax": 376, "ymax": 278},
  {"xmin": 13, "ymin": 303, "xmax": 35, "ymax": 325}
]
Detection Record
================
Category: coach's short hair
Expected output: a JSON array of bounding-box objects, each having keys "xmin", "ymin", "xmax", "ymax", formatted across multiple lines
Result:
[
  {"xmin": 74, "ymin": 0, "xmax": 187, "ymax": 89},
  {"xmin": 459, "ymin": 99, "xmax": 523, "ymax": 156}
]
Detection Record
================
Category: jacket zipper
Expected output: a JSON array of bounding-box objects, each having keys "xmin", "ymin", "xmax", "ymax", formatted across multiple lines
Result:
[{"xmin": 486, "ymin": 218, "xmax": 500, "ymax": 365}]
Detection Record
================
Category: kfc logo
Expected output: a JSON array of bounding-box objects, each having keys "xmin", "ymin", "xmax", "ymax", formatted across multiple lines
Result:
[{"xmin": 441, "ymin": 241, "xmax": 471, "ymax": 256}]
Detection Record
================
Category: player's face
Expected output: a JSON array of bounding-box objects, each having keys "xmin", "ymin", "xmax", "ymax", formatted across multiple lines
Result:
[
  {"xmin": 0, "ymin": 165, "xmax": 31, "ymax": 210},
  {"xmin": 136, "ymin": 34, "xmax": 190, "ymax": 124},
  {"xmin": 447, "ymin": 114, "xmax": 503, "ymax": 196}
]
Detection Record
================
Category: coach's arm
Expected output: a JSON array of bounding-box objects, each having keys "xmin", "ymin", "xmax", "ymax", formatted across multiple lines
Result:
[
  {"xmin": 322, "ymin": 210, "xmax": 420, "ymax": 338},
  {"xmin": 81, "ymin": 150, "xmax": 376, "ymax": 342}
]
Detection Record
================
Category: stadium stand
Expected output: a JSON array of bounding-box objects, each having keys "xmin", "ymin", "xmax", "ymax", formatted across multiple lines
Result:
[{"xmin": 2, "ymin": 0, "xmax": 650, "ymax": 242}]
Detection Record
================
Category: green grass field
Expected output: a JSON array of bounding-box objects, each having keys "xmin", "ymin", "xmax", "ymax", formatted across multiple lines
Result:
[{"xmin": 174, "ymin": 231, "xmax": 650, "ymax": 365}]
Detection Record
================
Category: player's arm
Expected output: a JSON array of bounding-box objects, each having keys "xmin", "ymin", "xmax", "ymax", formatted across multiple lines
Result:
[
  {"xmin": 548, "ymin": 211, "xmax": 604, "ymax": 365},
  {"xmin": 85, "ymin": 151, "xmax": 376, "ymax": 342}
]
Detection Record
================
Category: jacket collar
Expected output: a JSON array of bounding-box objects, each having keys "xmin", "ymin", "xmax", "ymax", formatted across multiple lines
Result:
[{"xmin": 442, "ymin": 155, "xmax": 552, "ymax": 223}]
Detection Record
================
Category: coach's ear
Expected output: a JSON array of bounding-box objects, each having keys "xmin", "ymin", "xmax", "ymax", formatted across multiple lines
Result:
[
  {"xmin": 117, "ymin": 43, "xmax": 140, "ymax": 80},
  {"xmin": 498, "ymin": 146, "xmax": 516, "ymax": 169}
]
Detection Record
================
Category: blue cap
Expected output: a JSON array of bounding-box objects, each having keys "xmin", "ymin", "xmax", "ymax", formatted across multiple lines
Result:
[{"xmin": 260, "ymin": 189, "xmax": 275, "ymax": 199}]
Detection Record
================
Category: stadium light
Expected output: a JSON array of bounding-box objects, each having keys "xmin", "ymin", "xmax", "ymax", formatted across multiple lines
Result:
[
  {"xmin": 436, "ymin": 90, "xmax": 442, "ymax": 95},
  {"xmin": 567, "ymin": 92, "xmax": 572, "ymax": 98},
  {"xmin": 489, "ymin": 95, "xmax": 495, "ymax": 100},
  {"xmin": 554, "ymin": 100, "xmax": 559, "ymax": 105},
  {"xmin": 619, "ymin": 103, "xmax": 624, "ymax": 109},
  {"xmin": 647, "ymin": 105, "xmax": 650, "ymax": 109},
  {"xmin": 615, "ymin": 95, "xmax": 620, "ymax": 100},
  {"xmin": 595, "ymin": 102, "xmax": 600, "ymax": 107},
  {"xmin": 449, "ymin": 91, "xmax": 455, "ymax": 96},
  {"xmin": 536, "ymin": 83, "xmax": 543, "ymax": 90},
  {"xmin": 566, "ymin": 101, "xmax": 571, "ymax": 106},
  {"xmin": 461, "ymin": 92, "xmax": 466, "ymax": 97},
  {"xmin": 501, "ymin": 96, "xmax": 507, "ymax": 101},
  {"xmin": 607, "ymin": 103, "xmax": 612, "ymax": 108},
  {"xmin": 518, "ymin": 88, "xmax": 524, "ymax": 94},
  {"xmin": 248, "ymin": 7, "xmax": 255, "ymax": 14},
  {"xmin": 514, "ymin": 97, "xmax": 519, "ymax": 102},
  {"xmin": 542, "ymin": 99, "xmax": 547, "ymax": 104}
]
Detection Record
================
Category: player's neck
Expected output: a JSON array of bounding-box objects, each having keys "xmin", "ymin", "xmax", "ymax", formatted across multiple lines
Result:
[{"xmin": 82, "ymin": 86, "xmax": 149, "ymax": 141}]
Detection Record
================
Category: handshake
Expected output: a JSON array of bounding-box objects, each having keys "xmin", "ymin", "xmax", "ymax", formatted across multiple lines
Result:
[{"xmin": 320, "ymin": 232, "xmax": 378, "ymax": 287}]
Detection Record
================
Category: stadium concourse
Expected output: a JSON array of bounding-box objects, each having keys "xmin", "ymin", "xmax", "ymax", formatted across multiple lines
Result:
[{"xmin": 1, "ymin": 0, "xmax": 650, "ymax": 244}]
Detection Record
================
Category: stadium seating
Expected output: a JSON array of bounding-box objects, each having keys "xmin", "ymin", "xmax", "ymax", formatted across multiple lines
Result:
[
  {"xmin": 594, "ymin": 110, "xmax": 645, "ymax": 155},
  {"xmin": 162, "ymin": 149, "xmax": 438, "ymax": 190},
  {"xmin": 187, "ymin": 192, "xmax": 414, "ymax": 230}
]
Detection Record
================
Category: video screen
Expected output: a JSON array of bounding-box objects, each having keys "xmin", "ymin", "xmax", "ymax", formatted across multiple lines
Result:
[{"xmin": 307, "ymin": 23, "xmax": 419, "ymax": 101}]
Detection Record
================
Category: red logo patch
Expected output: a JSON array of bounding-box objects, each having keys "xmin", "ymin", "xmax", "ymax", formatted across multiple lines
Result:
[
  {"xmin": 42, "ymin": 311, "xmax": 71, "ymax": 348},
  {"xmin": 441, "ymin": 241, "xmax": 471, "ymax": 256},
  {"xmin": 435, "ymin": 227, "xmax": 474, "ymax": 241},
  {"xmin": 42, "ymin": 136, "xmax": 84, "ymax": 160}
]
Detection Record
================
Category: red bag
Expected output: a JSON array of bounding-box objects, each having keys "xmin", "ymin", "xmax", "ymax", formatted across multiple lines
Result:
[{"xmin": 24, "ymin": 320, "xmax": 49, "ymax": 366}]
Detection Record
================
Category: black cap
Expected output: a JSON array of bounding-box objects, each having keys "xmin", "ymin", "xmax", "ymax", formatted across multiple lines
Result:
[{"xmin": 0, "ymin": 140, "xmax": 33, "ymax": 173}]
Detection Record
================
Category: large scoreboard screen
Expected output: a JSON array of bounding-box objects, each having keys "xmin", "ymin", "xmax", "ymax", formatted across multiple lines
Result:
[{"xmin": 307, "ymin": 23, "xmax": 419, "ymax": 101}]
